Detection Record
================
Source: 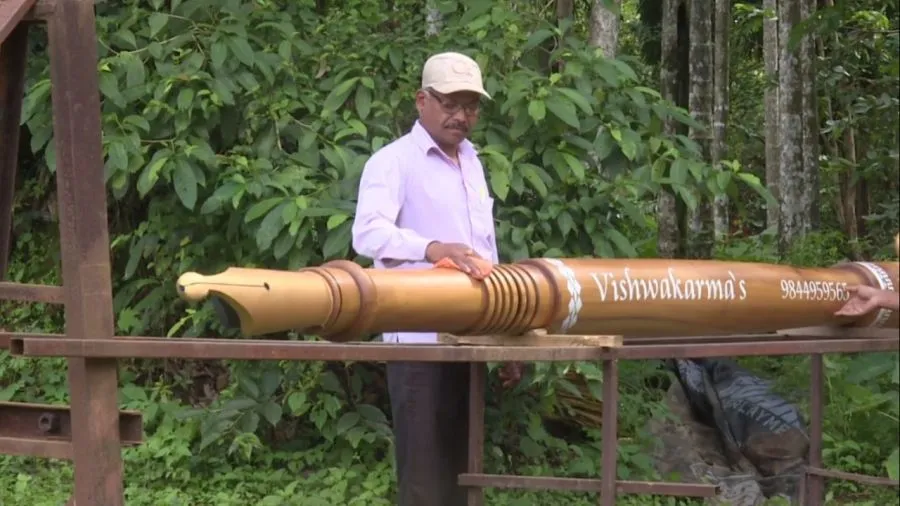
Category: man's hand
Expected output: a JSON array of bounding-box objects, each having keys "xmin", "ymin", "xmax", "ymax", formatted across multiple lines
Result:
[
  {"xmin": 498, "ymin": 362, "xmax": 523, "ymax": 389},
  {"xmin": 835, "ymin": 285, "xmax": 899, "ymax": 316},
  {"xmin": 426, "ymin": 241, "xmax": 487, "ymax": 278}
]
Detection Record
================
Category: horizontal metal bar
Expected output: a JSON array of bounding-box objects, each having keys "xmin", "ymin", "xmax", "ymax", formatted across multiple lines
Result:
[
  {"xmin": 0, "ymin": 436, "xmax": 71, "ymax": 460},
  {"xmin": 778, "ymin": 326, "xmax": 900, "ymax": 339},
  {"xmin": 806, "ymin": 466, "xmax": 900, "ymax": 488},
  {"xmin": 0, "ymin": 401, "xmax": 143, "ymax": 446},
  {"xmin": 612, "ymin": 338, "xmax": 899, "ymax": 359},
  {"xmin": 8, "ymin": 335, "xmax": 617, "ymax": 362},
  {"xmin": 0, "ymin": 281, "xmax": 64, "ymax": 303},
  {"xmin": 7, "ymin": 334, "xmax": 897, "ymax": 362},
  {"xmin": 0, "ymin": 331, "xmax": 60, "ymax": 349},
  {"xmin": 458, "ymin": 473, "xmax": 718, "ymax": 497}
]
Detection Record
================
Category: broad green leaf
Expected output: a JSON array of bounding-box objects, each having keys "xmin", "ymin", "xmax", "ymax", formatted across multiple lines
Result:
[
  {"xmin": 545, "ymin": 95, "xmax": 580, "ymax": 129},
  {"xmin": 489, "ymin": 169, "xmax": 510, "ymax": 201},
  {"xmin": 458, "ymin": 0, "xmax": 493, "ymax": 25},
  {"xmin": 327, "ymin": 214, "xmax": 349, "ymax": 230},
  {"xmin": 560, "ymin": 152, "xmax": 586, "ymax": 181},
  {"xmin": 595, "ymin": 129, "xmax": 616, "ymax": 161},
  {"xmin": 527, "ymin": 100, "xmax": 546, "ymax": 122},
  {"xmin": 176, "ymin": 88, "xmax": 194, "ymax": 111},
  {"xmin": 605, "ymin": 228, "xmax": 638, "ymax": 258},
  {"xmin": 886, "ymin": 447, "xmax": 899, "ymax": 481},
  {"xmin": 210, "ymin": 78, "xmax": 235, "ymax": 105},
  {"xmin": 211, "ymin": 41, "xmax": 228, "ymax": 69},
  {"xmin": 523, "ymin": 28, "xmax": 554, "ymax": 51},
  {"xmin": 256, "ymin": 203, "xmax": 288, "ymax": 251},
  {"xmin": 272, "ymin": 231, "xmax": 294, "ymax": 260},
  {"xmin": 436, "ymin": 0, "xmax": 458, "ymax": 14},
  {"xmin": 323, "ymin": 77, "xmax": 360, "ymax": 112},
  {"xmin": 287, "ymin": 392, "xmax": 308, "ymax": 415},
  {"xmin": 322, "ymin": 221, "xmax": 352, "ymax": 259},
  {"xmin": 557, "ymin": 211, "xmax": 575, "ymax": 238},
  {"xmin": 671, "ymin": 159, "xmax": 689, "ymax": 184},
  {"xmin": 123, "ymin": 115, "xmax": 150, "ymax": 133},
  {"xmin": 715, "ymin": 171, "xmax": 732, "ymax": 193},
  {"xmin": 260, "ymin": 401, "xmax": 282, "ymax": 426},
  {"xmin": 136, "ymin": 153, "xmax": 169, "ymax": 197},
  {"xmin": 520, "ymin": 164, "xmax": 548, "ymax": 197},
  {"xmin": 509, "ymin": 112, "xmax": 531, "ymax": 139},
  {"xmin": 592, "ymin": 235, "xmax": 615, "ymax": 258},
  {"xmin": 173, "ymin": 159, "xmax": 198, "ymax": 210},
  {"xmin": 227, "ymin": 37, "xmax": 256, "ymax": 67},
  {"xmin": 336, "ymin": 412, "xmax": 360, "ymax": 434},
  {"xmin": 355, "ymin": 86, "xmax": 372, "ymax": 120},
  {"xmin": 556, "ymin": 88, "xmax": 593, "ymax": 115},
  {"xmin": 98, "ymin": 72, "xmax": 125, "ymax": 108},
  {"xmin": 124, "ymin": 55, "xmax": 146, "ymax": 90},
  {"xmin": 356, "ymin": 404, "xmax": 387, "ymax": 424},
  {"xmin": 148, "ymin": 13, "xmax": 168, "ymax": 38},
  {"xmin": 108, "ymin": 142, "xmax": 129, "ymax": 172},
  {"xmin": 244, "ymin": 197, "xmax": 284, "ymax": 223}
]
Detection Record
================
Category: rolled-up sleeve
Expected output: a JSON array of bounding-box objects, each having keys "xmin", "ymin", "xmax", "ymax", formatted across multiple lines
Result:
[{"xmin": 351, "ymin": 153, "xmax": 434, "ymax": 262}]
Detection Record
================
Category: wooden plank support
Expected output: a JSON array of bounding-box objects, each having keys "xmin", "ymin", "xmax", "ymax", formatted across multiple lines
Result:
[
  {"xmin": 458, "ymin": 473, "xmax": 718, "ymax": 497},
  {"xmin": 0, "ymin": 0, "xmax": 35, "ymax": 43},
  {"xmin": 0, "ymin": 11, "xmax": 30, "ymax": 278},
  {"xmin": 0, "ymin": 436, "xmax": 73, "ymax": 460},
  {"xmin": 777, "ymin": 325, "xmax": 900, "ymax": 339},
  {"xmin": 0, "ymin": 401, "xmax": 143, "ymax": 461},
  {"xmin": 0, "ymin": 281, "xmax": 66, "ymax": 304},
  {"xmin": 439, "ymin": 329, "xmax": 624, "ymax": 348},
  {"xmin": 47, "ymin": 0, "xmax": 126, "ymax": 502}
]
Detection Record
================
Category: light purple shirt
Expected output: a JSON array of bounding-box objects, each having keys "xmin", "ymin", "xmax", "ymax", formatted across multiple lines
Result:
[{"xmin": 351, "ymin": 121, "xmax": 499, "ymax": 343}]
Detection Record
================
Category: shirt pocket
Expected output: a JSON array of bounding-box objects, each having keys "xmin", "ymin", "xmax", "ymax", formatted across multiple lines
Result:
[{"xmin": 471, "ymin": 196, "xmax": 496, "ymax": 245}]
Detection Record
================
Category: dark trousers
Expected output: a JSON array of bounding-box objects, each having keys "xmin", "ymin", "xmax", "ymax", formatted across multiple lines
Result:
[{"xmin": 387, "ymin": 361, "xmax": 471, "ymax": 506}]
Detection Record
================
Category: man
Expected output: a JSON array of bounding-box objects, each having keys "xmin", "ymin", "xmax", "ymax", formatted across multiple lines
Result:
[{"xmin": 351, "ymin": 51, "xmax": 521, "ymax": 506}]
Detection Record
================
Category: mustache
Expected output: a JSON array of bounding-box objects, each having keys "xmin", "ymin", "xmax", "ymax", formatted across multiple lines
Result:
[{"xmin": 445, "ymin": 122, "xmax": 468, "ymax": 131}]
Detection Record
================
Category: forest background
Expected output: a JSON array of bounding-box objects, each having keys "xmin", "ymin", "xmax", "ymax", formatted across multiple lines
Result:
[{"xmin": 1, "ymin": 0, "xmax": 898, "ymax": 504}]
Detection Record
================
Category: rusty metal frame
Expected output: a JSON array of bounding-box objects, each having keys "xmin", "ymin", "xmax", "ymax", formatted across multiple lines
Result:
[
  {"xmin": 3, "ymin": 329, "xmax": 899, "ymax": 506},
  {"xmin": 0, "ymin": 401, "xmax": 142, "ymax": 460},
  {"xmin": 1, "ymin": 0, "xmax": 898, "ymax": 504},
  {"xmin": 2, "ymin": 0, "xmax": 132, "ymax": 504}
]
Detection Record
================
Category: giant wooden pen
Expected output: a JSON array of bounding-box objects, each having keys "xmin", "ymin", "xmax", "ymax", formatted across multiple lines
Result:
[{"xmin": 176, "ymin": 256, "xmax": 899, "ymax": 341}]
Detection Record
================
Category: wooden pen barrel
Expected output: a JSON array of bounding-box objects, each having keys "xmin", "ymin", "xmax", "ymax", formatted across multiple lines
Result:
[
  {"xmin": 176, "ymin": 257, "xmax": 899, "ymax": 341},
  {"xmin": 175, "ymin": 258, "xmax": 898, "ymax": 341}
]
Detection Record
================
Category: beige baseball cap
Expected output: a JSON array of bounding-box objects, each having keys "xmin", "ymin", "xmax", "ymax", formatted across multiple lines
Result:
[{"xmin": 421, "ymin": 52, "xmax": 491, "ymax": 99}]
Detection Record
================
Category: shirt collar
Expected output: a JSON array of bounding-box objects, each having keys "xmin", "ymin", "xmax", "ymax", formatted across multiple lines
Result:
[{"xmin": 410, "ymin": 120, "xmax": 475, "ymax": 158}]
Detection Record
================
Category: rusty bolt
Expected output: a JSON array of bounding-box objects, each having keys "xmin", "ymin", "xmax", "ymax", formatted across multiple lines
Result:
[{"xmin": 37, "ymin": 412, "xmax": 61, "ymax": 434}]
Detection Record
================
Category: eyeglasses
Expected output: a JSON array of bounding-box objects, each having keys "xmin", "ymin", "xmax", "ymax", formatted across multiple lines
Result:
[{"xmin": 426, "ymin": 88, "xmax": 481, "ymax": 116}]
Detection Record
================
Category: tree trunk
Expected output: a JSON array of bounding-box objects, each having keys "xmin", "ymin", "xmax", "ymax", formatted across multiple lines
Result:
[
  {"xmin": 800, "ymin": 0, "xmax": 820, "ymax": 230},
  {"xmin": 587, "ymin": 0, "xmax": 620, "ymax": 174},
  {"xmin": 686, "ymin": 0, "xmax": 714, "ymax": 258},
  {"xmin": 777, "ymin": 0, "xmax": 806, "ymax": 253},
  {"xmin": 589, "ymin": 0, "xmax": 620, "ymax": 59},
  {"xmin": 657, "ymin": 0, "xmax": 683, "ymax": 258},
  {"xmin": 763, "ymin": 0, "xmax": 781, "ymax": 233},
  {"xmin": 840, "ymin": 126, "xmax": 860, "ymax": 258},
  {"xmin": 426, "ymin": 0, "xmax": 442, "ymax": 36},
  {"xmin": 711, "ymin": 0, "xmax": 731, "ymax": 241}
]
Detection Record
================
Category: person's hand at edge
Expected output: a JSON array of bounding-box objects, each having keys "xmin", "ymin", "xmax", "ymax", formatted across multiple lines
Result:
[
  {"xmin": 835, "ymin": 284, "xmax": 900, "ymax": 316},
  {"xmin": 498, "ymin": 361, "xmax": 524, "ymax": 389},
  {"xmin": 426, "ymin": 241, "xmax": 487, "ymax": 278}
]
